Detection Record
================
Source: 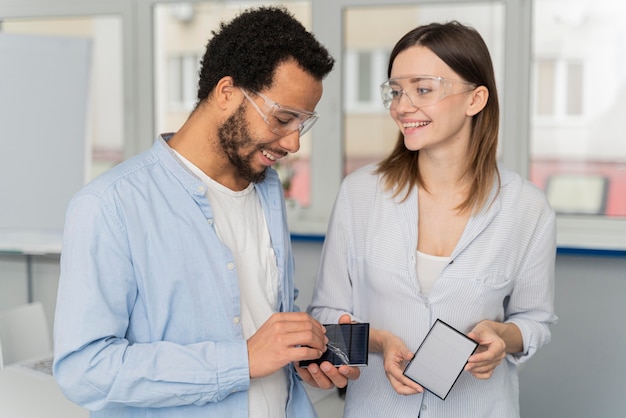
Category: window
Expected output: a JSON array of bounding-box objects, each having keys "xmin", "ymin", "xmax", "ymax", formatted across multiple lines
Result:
[
  {"xmin": 344, "ymin": 49, "xmax": 389, "ymax": 113},
  {"xmin": 534, "ymin": 58, "xmax": 584, "ymax": 118},
  {"xmin": 341, "ymin": 3, "xmax": 506, "ymax": 177},
  {"xmin": 167, "ymin": 54, "xmax": 201, "ymax": 112},
  {"xmin": 317, "ymin": 0, "xmax": 625, "ymax": 250},
  {"xmin": 530, "ymin": 0, "xmax": 626, "ymax": 229},
  {"xmin": 5, "ymin": 0, "xmax": 622, "ymax": 249},
  {"xmin": 0, "ymin": 15, "xmax": 125, "ymax": 180},
  {"xmin": 535, "ymin": 60, "xmax": 556, "ymax": 116},
  {"xmin": 566, "ymin": 61, "xmax": 584, "ymax": 115}
]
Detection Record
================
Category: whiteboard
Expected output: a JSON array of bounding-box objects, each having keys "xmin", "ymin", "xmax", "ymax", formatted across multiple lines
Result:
[{"xmin": 0, "ymin": 33, "xmax": 91, "ymax": 230}]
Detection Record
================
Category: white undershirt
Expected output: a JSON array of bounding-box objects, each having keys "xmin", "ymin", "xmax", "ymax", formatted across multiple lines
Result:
[
  {"xmin": 416, "ymin": 250, "xmax": 450, "ymax": 297},
  {"xmin": 173, "ymin": 150, "xmax": 287, "ymax": 418}
]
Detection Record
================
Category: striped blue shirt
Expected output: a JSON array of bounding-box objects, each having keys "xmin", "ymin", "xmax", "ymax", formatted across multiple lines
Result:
[{"xmin": 309, "ymin": 163, "xmax": 557, "ymax": 418}]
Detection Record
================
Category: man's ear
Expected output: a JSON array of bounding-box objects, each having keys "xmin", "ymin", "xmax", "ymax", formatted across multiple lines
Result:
[
  {"xmin": 466, "ymin": 85, "xmax": 489, "ymax": 117},
  {"xmin": 214, "ymin": 76, "xmax": 237, "ymax": 110}
]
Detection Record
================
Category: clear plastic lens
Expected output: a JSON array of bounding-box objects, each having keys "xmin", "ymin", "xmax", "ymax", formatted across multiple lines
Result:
[
  {"xmin": 271, "ymin": 109, "xmax": 318, "ymax": 135},
  {"xmin": 241, "ymin": 88, "xmax": 319, "ymax": 136},
  {"xmin": 380, "ymin": 75, "xmax": 475, "ymax": 109}
]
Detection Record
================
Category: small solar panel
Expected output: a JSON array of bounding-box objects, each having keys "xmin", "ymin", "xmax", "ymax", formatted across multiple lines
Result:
[{"xmin": 300, "ymin": 323, "xmax": 369, "ymax": 367}]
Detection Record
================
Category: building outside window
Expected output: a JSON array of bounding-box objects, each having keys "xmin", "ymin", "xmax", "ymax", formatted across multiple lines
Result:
[{"xmin": 530, "ymin": 0, "xmax": 626, "ymax": 219}]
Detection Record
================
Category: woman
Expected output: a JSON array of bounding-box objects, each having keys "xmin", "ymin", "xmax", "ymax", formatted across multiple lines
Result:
[{"xmin": 308, "ymin": 21, "xmax": 557, "ymax": 417}]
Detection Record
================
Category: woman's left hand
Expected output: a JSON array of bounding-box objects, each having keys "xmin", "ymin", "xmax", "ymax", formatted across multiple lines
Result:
[{"xmin": 465, "ymin": 321, "xmax": 508, "ymax": 379}]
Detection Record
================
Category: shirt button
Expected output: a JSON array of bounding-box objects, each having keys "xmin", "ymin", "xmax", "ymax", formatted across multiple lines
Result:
[
  {"xmin": 207, "ymin": 219, "xmax": 214, "ymax": 226},
  {"xmin": 233, "ymin": 316, "xmax": 240, "ymax": 325},
  {"xmin": 421, "ymin": 404, "xmax": 427, "ymax": 411},
  {"xmin": 198, "ymin": 186, "xmax": 205, "ymax": 193},
  {"xmin": 227, "ymin": 262, "xmax": 235, "ymax": 270}
]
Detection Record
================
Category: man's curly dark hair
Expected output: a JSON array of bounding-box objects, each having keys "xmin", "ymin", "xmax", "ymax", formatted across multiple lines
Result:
[{"xmin": 196, "ymin": 5, "xmax": 335, "ymax": 106}]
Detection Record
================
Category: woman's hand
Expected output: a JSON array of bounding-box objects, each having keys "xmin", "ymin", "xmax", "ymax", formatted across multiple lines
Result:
[
  {"xmin": 371, "ymin": 329, "xmax": 423, "ymax": 395},
  {"xmin": 465, "ymin": 320, "xmax": 521, "ymax": 379}
]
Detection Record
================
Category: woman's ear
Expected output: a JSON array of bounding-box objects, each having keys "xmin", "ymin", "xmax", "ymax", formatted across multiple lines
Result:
[
  {"xmin": 214, "ymin": 76, "xmax": 236, "ymax": 110},
  {"xmin": 466, "ymin": 85, "xmax": 489, "ymax": 116}
]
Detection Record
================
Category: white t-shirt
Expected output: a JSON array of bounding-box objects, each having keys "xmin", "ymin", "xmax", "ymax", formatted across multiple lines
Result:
[
  {"xmin": 416, "ymin": 250, "xmax": 450, "ymax": 297},
  {"xmin": 174, "ymin": 150, "xmax": 287, "ymax": 418}
]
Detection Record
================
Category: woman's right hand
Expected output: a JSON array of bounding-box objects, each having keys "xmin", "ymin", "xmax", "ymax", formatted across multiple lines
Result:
[{"xmin": 370, "ymin": 329, "xmax": 423, "ymax": 395}]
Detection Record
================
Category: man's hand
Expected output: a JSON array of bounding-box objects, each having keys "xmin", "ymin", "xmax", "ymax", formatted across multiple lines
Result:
[
  {"xmin": 295, "ymin": 314, "xmax": 361, "ymax": 389},
  {"xmin": 247, "ymin": 312, "xmax": 327, "ymax": 379}
]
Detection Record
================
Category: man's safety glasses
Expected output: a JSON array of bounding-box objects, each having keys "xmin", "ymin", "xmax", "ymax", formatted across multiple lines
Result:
[
  {"xmin": 380, "ymin": 75, "xmax": 476, "ymax": 110},
  {"xmin": 240, "ymin": 88, "xmax": 319, "ymax": 136}
]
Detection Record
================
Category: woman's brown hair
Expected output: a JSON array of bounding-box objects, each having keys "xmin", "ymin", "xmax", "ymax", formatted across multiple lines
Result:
[{"xmin": 376, "ymin": 21, "xmax": 500, "ymax": 213}]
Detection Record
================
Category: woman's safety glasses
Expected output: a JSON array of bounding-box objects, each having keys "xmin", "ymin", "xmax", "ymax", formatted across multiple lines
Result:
[{"xmin": 380, "ymin": 75, "xmax": 476, "ymax": 110}]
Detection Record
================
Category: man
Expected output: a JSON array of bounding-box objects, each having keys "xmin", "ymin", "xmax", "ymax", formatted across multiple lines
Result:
[{"xmin": 54, "ymin": 6, "xmax": 357, "ymax": 417}]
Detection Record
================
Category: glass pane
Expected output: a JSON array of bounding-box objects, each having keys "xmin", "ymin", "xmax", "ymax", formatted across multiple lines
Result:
[
  {"xmin": 357, "ymin": 52, "xmax": 372, "ymax": 102},
  {"xmin": 0, "ymin": 16, "xmax": 124, "ymax": 180},
  {"xmin": 153, "ymin": 1, "xmax": 313, "ymax": 207},
  {"xmin": 536, "ymin": 60, "xmax": 556, "ymax": 115},
  {"xmin": 530, "ymin": 0, "xmax": 626, "ymax": 217},
  {"xmin": 343, "ymin": 3, "xmax": 506, "ymax": 176},
  {"xmin": 566, "ymin": 61, "xmax": 583, "ymax": 115}
]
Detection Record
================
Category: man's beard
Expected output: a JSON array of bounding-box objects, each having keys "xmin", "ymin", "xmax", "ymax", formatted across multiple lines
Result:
[{"xmin": 217, "ymin": 104, "xmax": 267, "ymax": 183}]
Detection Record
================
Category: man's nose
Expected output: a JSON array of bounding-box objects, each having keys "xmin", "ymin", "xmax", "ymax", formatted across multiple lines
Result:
[{"xmin": 278, "ymin": 130, "xmax": 301, "ymax": 154}]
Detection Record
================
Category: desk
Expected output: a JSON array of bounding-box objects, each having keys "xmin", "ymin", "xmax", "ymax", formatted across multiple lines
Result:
[
  {"xmin": 0, "ymin": 364, "xmax": 88, "ymax": 417},
  {"xmin": 0, "ymin": 229, "xmax": 63, "ymax": 303}
]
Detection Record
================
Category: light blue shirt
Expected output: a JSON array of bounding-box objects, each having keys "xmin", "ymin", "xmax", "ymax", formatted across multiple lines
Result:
[
  {"xmin": 53, "ymin": 135, "xmax": 317, "ymax": 418},
  {"xmin": 309, "ymin": 163, "xmax": 558, "ymax": 418}
]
